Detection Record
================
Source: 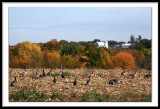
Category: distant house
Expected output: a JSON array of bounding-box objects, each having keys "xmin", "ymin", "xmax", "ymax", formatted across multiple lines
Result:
[
  {"xmin": 113, "ymin": 43, "xmax": 132, "ymax": 49},
  {"xmin": 121, "ymin": 43, "xmax": 132, "ymax": 48},
  {"xmin": 113, "ymin": 45, "xmax": 121, "ymax": 49},
  {"xmin": 95, "ymin": 41, "xmax": 108, "ymax": 48}
]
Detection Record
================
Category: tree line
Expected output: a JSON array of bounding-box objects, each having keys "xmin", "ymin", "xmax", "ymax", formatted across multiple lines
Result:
[{"xmin": 9, "ymin": 35, "xmax": 151, "ymax": 70}]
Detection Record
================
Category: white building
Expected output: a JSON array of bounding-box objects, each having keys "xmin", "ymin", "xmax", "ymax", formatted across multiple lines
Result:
[
  {"xmin": 113, "ymin": 43, "xmax": 132, "ymax": 49},
  {"xmin": 121, "ymin": 43, "xmax": 131, "ymax": 48},
  {"xmin": 114, "ymin": 45, "xmax": 120, "ymax": 49},
  {"xmin": 96, "ymin": 41, "xmax": 108, "ymax": 48}
]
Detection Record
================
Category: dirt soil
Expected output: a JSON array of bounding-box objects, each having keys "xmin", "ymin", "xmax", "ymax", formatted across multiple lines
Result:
[{"xmin": 9, "ymin": 68, "xmax": 151, "ymax": 102}]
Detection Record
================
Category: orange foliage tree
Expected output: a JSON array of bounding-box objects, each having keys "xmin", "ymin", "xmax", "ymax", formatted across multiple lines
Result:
[
  {"xmin": 103, "ymin": 50, "xmax": 114, "ymax": 69},
  {"xmin": 79, "ymin": 55, "xmax": 88, "ymax": 68},
  {"xmin": 46, "ymin": 51, "xmax": 61, "ymax": 69},
  {"xmin": 113, "ymin": 52, "xmax": 136, "ymax": 69}
]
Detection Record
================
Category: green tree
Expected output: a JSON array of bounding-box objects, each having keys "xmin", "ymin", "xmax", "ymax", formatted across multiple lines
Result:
[
  {"xmin": 61, "ymin": 42, "xmax": 82, "ymax": 56},
  {"xmin": 140, "ymin": 39, "xmax": 151, "ymax": 49},
  {"xmin": 42, "ymin": 39, "xmax": 60, "ymax": 52},
  {"xmin": 136, "ymin": 35, "xmax": 142, "ymax": 42},
  {"xmin": 85, "ymin": 43, "xmax": 106, "ymax": 68},
  {"xmin": 93, "ymin": 39, "xmax": 101, "ymax": 43}
]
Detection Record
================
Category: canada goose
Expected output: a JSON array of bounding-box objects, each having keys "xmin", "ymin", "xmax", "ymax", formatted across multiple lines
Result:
[
  {"xmin": 129, "ymin": 71, "xmax": 136, "ymax": 78},
  {"xmin": 61, "ymin": 70, "xmax": 65, "ymax": 79},
  {"xmin": 121, "ymin": 71, "xmax": 125, "ymax": 76},
  {"xmin": 109, "ymin": 80, "xmax": 114, "ymax": 86},
  {"xmin": 24, "ymin": 67, "xmax": 27, "ymax": 73},
  {"xmin": 111, "ymin": 79, "xmax": 118, "ymax": 83},
  {"xmin": 11, "ymin": 77, "xmax": 18, "ymax": 87},
  {"xmin": 86, "ymin": 71, "xmax": 94, "ymax": 77},
  {"xmin": 86, "ymin": 73, "xmax": 91, "ymax": 77},
  {"xmin": 19, "ymin": 68, "xmax": 27, "ymax": 77},
  {"xmin": 42, "ymin": 69, "xmax": 46, "ymax": 77},
  {"xmin": 53, "ymin": 76, "xmax": 57, "ymax": 83},
  {"xmin": 9, "ymin": 69, "xmax": 13, "ymax": 74},
  {"xmin": 111, "ymin": 79, "xmax": 122, "ymax": 84},
  {"xmin": 50, "ymin": 68, "xmax": 53, "ymax": 73},
  {"xmin": 144, "ymin": 74, "xmax": 151, "ymax": 79},
  {"xmin": 86, "ymin": 75, "xmax": 91, "ymax": 85},
  {"xmin": 32, "ymin": 72, "xmax": 40, "ymax": 80},
  {"xmin": 97, "ymin": 73, "xmax": 103, "ymax": 77},
  {"xmin": 91, "ymin": 71, "xmax": 95, "ymax": 74},
  {"xmin": 73, "ymin": 78, "xmax": 77, "ymax": 86}
]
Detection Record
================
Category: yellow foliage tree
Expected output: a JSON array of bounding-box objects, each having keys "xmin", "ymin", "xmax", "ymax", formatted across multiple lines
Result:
[
  {"xmin": 46, "ymin": 51, "xmax": 61, "ymax": 68},
  {"xmin": 13, "ymin": 41, "xmax": 42, "ymax": 68}
]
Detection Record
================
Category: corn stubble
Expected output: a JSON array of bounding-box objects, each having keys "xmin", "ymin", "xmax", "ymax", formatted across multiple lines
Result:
[{"xmin": 9, "ymin": 68, "xmax": 151, "ymax": 102}]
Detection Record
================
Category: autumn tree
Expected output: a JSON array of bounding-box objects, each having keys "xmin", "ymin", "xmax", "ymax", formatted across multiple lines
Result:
[
  {"xmin": 42, "ymin": 39, "xmax": 60, "ymax": 52},
  {"xmin": 46, "ymin": 51, "xmax": 61, "ymax": 69},
  {"xmin": 113, "ymin": 52, "xmax": 136, "ymax": 70},
  {"xmin": 58, "ymin": 40, "xmax": 69, "ymax": 54},
  {"xmin": 79, "ymin": 55, "xmax": 88, "ymax": 68},
  {"xmin": 103, "ymin": 50, "xmax": 114, "ymax": 69},
  {"xmin": 62, "ymin": 55, "xmax": 74, "ymax": 69},
  {"xmin": 129, "ymin": 50, "xmax": 145, "ymax": 68},
  {"xmin": 9, "ymin": 46, "xmax": 15, "ymax": 68},
  {"xmin": 13, "ymin": 41, "xmax": 42, "ymax": 68}
]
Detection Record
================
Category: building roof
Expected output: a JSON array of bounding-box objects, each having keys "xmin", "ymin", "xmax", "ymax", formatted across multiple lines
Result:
[
  {"xmin": 122, "ymin": 43, "xmax": 131, "ymax": 46},
  {"xmin": 96, "ymin": 42, "xmax": 105, "ymax": 45}
]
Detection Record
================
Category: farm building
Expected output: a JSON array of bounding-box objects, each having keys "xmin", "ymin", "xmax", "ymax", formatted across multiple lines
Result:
[
  {"xmin": 121, "ymin": 43, "xmax": 132, "ymax": 48},
  {"xmin": 113, "ymin": 43, "xmax": 133, "ymax": 49},
  {"xmin": 96, "ymin": 41, "xmax": 108, "ymax": 48}
]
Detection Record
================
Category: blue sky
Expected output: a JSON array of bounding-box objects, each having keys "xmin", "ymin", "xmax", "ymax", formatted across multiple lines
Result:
[{"xmin": 9, "ymin": 7, "xmax": 151, "ymax": 46}]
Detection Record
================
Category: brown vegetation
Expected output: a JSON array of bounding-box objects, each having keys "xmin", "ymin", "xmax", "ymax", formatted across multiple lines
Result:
[{"xmin": 9, "ymin": 68, "xmax": 151, "ymax": 102}]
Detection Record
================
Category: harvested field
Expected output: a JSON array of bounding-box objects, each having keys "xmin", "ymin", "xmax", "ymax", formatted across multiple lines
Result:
[{"xmin": 9, "ymin": 68, "xmax": 151, "ymax": 102}]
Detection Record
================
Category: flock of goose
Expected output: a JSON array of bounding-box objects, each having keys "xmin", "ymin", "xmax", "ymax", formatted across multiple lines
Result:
[{"xmin": 9, "ymin": 68, "xmax": 151, "ymax": 87}]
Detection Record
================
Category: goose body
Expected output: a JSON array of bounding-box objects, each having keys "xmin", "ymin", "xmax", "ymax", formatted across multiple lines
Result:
[
  {"xmin": 86, "ymin": 79, "xmax": 91, "ymax": 85},
  {"xmin": 91, "ymin": 71, "xmax": 95, "ymax": 75},
  {"xmin": 11, "ymin": 77, "xmax": 18, "ymax": 87},
  {"xmin": 111, "ymin": 79, "xmax": 118, "ymax": 83},
  {"xmin": 97, "ymin": 73, "xmax": 103, "ymax": 77},
  {"xmin": 129, "ymin": 71, "xmax": 136, "ymax": 78},
  {"xmin": 19, "ymin": 68, "xmax": 27, "ymax": 77},
  {"xmin": 42, "ymin": 69, "xmax": 46, "ymax": 77},
  {"xmin": 86, "ymin": 71, "xmax": 95, "ymax": 77},
  {"xmin": 32, "ymin": 72, "xmax": 40, "ymax": 80},
  {"xmin": 73, "ymin": 78, "xmax": 77, "ymax": 86},
  {"xmin": 53, "ymin": 76, "xmax": 57, "ymax": 83},
  {"xmin": 111, "ymin": 79, "xmax": 122, "ymax": 84},
  {"xmin": 86, "ymin": 73, "xmax": 91, "ymax": 77},
  {"xmin": 61, "ymin": 71, "xmax": 65, "ymax": 79},
  {"xmin": 86, "ymin": 76, "xmax": 91, "ymax": 85},
  {"xmin": 121, "ymin": 71, "xmax": 125, "ymax": 76},
  {"xmin": 109, "ymin": 80, "xmax": 114, "ymax": 86},
  {"xmin": 144, "ymin": 74, "xmax": 151, "ymax": 79},
  {"xmin": 9, "ymin": 69, "xmax": 13, "ymax": 74}
]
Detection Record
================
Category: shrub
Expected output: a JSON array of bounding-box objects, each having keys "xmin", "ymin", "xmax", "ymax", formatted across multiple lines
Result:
[
  {"xmin": 81, "ymin": 90, "xmax": 90, "ymax": 102},
  {"xmin": 10, "ymin": 87, "xmax": 47, "ymax": 102},
  {"xmin": 50, "ymin": 91, "xmax": 64, "ymax": 102},
  {"xmin": 141, "ymin": 93, "xmax": 151, "ymax": 102}
]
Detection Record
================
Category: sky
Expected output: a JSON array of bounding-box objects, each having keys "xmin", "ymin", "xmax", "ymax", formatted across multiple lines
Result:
[{"xmin": 9, "ymin": 7, "xmax": 151, "ymax": 46}]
